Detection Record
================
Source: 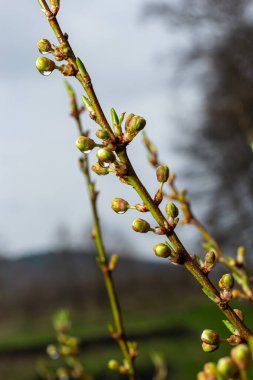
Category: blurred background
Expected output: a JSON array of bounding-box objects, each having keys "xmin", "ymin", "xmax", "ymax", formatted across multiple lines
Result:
[{"xmin": 1, "ymin": 0, "xmax": 253, "ymax": 379}]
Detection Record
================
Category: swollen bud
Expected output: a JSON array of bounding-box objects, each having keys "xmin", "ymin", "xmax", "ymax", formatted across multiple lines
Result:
[
  {"xmin": 96, "ymin": 148, "xmax": 116, "ymax": 164},
  {"xmin": 108, "ymin": 360, "xmax": 120, "ymax": 371},
  {"xmin": 153, "ymin": 243, "xmax": 171, "ymax": 258},
  {"xmin": 231, "ymin": 344, "xmax": 251, "ymax": 371},
  {"xmin": 111, "ymin": 198, "xmax": 129, "ymax": 214},
  {"xmin": 132, "ymin": 218, "xmax": 151, "ymax": 233},
  {"xmin": 156, "ymin": 165, "xmax": 169, "ymax": 183},
  {"xmin": 92, "ymin": 163, "xmax": 110, "ymax": 176},
  {"xmin": 36, "ymin": 57, "xmax": 55, "ymax": 75},
  {"xmin": 201, "ymin": 329, "xmax": 220, "ymax": 346},
  {"xmin": 202, "ymin": 342, "xmax": 219, "ymax": 353},
  {"xmin": 217, "ymin": 357, "xmax": 239, "ymax": 379},
  {"xmin": 76, "ymin": 136, "xmax": 95, "ymax": 153},
  {"xmin": 165, "ymin": 202, "xmax": 179, "ymax": 219},
  {"xmin": 96, "ymin": 129, "xmax": 109, "ymax": 140},
  {"xmin": 219, "ymin": 273, "xmax": 234, "ymax": 291},
  {"xmin": 37, "ymin": 39, "xmax": 52, "ymax": 54},
  {"xmin": 197, "ymin": 372, "xmax": 208, "ymax": 380},
  {"xmin": 203, "ymin": 362, "xmax": 217, "ymax": 376},
  {"xmin": 124, "ymin": 114, "xmax": 146, "ymax": 141}
]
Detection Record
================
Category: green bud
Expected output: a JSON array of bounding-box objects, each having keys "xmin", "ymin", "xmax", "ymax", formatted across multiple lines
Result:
[
  {"xmin": 56, "ymin": 368, "xmax": 69, "ymax": 380},
  {"xmin": 165, "ymin": 202, "xmax": 179, "ymax": 219},
  {"xmin": 203, "ymin": 362, "xmax": 217, "ymax": 376},
  {"xmin": 96, "ymin": 129, "xmax": 109, "ymax": 140},
  {"xmin": 201, "ymin": 329, "xmax": 220, "ymax": 345},
  {"xmin": 108, "ymin": 360, "xmax": 119, "ymax": 371},
  {"xmin": 111, "ymin": 198, "xmax": 129, "ymax": 214},
  {"xmin": 124, "ymin": 114, "xmax": 146, "ymax": 141},
  {"xmin": 37, "ymin": 39, "xmax": 52, "ymax": 53},
  {"xmin": 53, "ymin": 309, "xmax": 71, "ymax": 334},
  {"xmin": 219, "ymin": 273, "xmax": 234, "ymax": 290},
  {"xmin": 46, "ymin": 344, "xmax": 59, "ymax": 359},
  {"xmin": 76, "ymin": 136, "xmax": 95, "ymax": 153},
  {"xmin": 205, "ymin": 250, "xmax": 216, "ymax": 265},
  {"xmin": 202, "ymin": 342, "xmax": 219, "ymax": 353},
  {"xmin": 156, "ymin": 165, "xmax": 169, "ymax": 183},
  {"xmin": 50, "ymin": 0, "xmax": 60, "ymax": 14},
  {"xmin": 197, "ymin": 371, "xmax": 207, "ymax": 380},
  {"xmin": 217, "ymin": 357, "xmax": 239, "ymax": 379},
  {"xmin": 91, "ymin": 163, "xmax": 110, "ymax": 176},
  {"xmin": 231, "ymin": 344, "xmax": 251, "ymax": 371},
  {"xmin": 96, "ymin": 148, "xmax": 116, "ymax": 164},
  {"xmin": 153, "ymin": 243, "xmax": 171, "ymax": 258},
  {"xmin": 36, "ymin": 57, "xmax": 55, "ymax": 74},
  {"xmin": 233, "ymin": 308, "xmax": 244, "ymax": 321},
  {"xmin": 132, "ymin": 218, "xmax": 151, "ymax": 233}
]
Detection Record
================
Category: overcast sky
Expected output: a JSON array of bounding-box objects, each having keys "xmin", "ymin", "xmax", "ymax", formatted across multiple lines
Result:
[{"xmin": 0, "ymin": 1, "xmax": 203, "ymax": 257}]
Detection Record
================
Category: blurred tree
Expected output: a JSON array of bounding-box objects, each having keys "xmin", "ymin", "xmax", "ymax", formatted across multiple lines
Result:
[{"xmin": 144, "ymin": 0, "xmax": 253, "ymax": 252}]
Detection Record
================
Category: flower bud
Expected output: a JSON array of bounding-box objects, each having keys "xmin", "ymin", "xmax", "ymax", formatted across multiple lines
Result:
[
  {"xmin": 197, "ymin": 371, "xmax": 208, "ymax": 380},
  {"xmin": 205, "ymin": 250, "xmax": 216, "ymax": 265},
  {"xmin": 231, "ymin": 344, "xmax": 251, "ymax": 371},
  {"xmin": 165, "ymin": 202, "xmax": 179, "ymax": 219},
  {"xmin": 132, "ymin": 218, "xmax": 151, "ymax": 233},
  {"xmin": 236, "ymin": 246, "xmax": 245, "ymax": 266},
  {"xmin": 53, "ymin": 309, "xmax": 71, "ymax": 333},
  {"xmin": 96, "ymin": 148, "xmax": 116, "ymax": 164},
  {"xmin": 124, "ymin": 114, "xmax": 146, "ymax": 141},
  {"xmin": 50, "ymin": 0, "xmax": 60, "ymax": 14},
  {"xmin": 108, "ymin": 360, "xmax": 119, "ymax": 371},
  {"xmin": 96, "ymin": 129, "xmax": 109, "ymax": 140},
  {"xmin": 36, "ymin": 57, "xmax": 55, "ymax": 75},
  {"xmin": 153, "ymin": 243, "xmax": 171, "ymax": 258},
  {"xmin": 91, "ymin": 163, "xmax": 110, "ymax": 176},
  {"xmin": 76, "ymin": 136, "xmax": 95, "ymax": 153},
  {"xmin": 156, "ymin": 165, "xmax": 169, "ymax": 183},
  {"xmin": 202, "ymin": 342, "xmax": 219, "ymax": 352},
  {"xmin": 111, "ymin": 198, "xmax": 129, "ymax": 214},
  {"xmin": 37, "ymin": 39, "xmax": 52, "ymax": 54},
  {"xmin": 217, "ymin": 357, "xmax": 239, "ymax": 378},
  {"xmin": 219, "ymin": 273, "xmax": 234, "ymax": 291},
  {"xmin": 46, "ymin": 344, "xmax": 59, "ymax": 360},
  {"xmin": 201, "ymin": 329, "xmax": 220, "ymax": 345},
  {"xmin": 56, "ymin": 368, "xmax": 69, "ymax": 380},
  {"xmin": 203, "ymin": 362, "xmax": 217, "ymax": 376}
]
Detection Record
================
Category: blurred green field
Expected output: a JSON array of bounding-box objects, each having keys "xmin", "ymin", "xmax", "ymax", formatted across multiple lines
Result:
[{"xmin": 1, "ymin": 297, "xmax": 252, "ymax": 380}]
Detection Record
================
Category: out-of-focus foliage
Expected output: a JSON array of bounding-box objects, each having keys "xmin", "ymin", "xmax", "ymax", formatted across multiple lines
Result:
[{"xmin": 144, "ymin": 0, "xmax": 253, "ymax": 251}]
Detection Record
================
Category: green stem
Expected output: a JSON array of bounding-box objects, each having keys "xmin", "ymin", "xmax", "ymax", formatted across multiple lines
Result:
[
  {"xmin": 65, "ymin": 85, "xmax": 137, "ymax": 380},
  {"xmin": 37, "ymin": 0, "xmax": 115, "ymax": 141},
  {"xmin": 117, "ymin": 148, "xmax": 252, "ymax": 342}
]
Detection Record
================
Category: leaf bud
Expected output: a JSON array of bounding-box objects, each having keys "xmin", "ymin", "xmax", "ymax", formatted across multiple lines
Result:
[
  {"xmin": 153, "ymin": 243, "xmax": 171, "ymax": 258},
  {"xmin": 76, "ymin": 136, "xmax": 95, "ymax": 153},
  {"xmin": 219, "ymin": 273, "xmax": 234, "ymax": 291},
  {"xmin": 236, "ymin": 246, "xmax": 245, "ymax": 266},
  {"xmin": 96, "ymin": 129, "xmax": 109, "ymax": 140},
  {"xmin": 205, "ymin": 250, "xmax": 216, "ymax": 265},
  {"xmin": 233, "ymin": 308, "xmax": 244, "ymax": 321},
  {"xmin": 50, "ymin": 0, "xmax": 60, "ymax": 15},
  {"xmin": 217, "ymin": 357, "xmax": 239, "ymax": 379},
  {"xmin": 132, "ymin": 218, "xmax": 151, "ymax": 233},
  {"xmin": 111, "ymin": 108, "xmax": 120, "ymax": 126},
  {"xmin": 96, "ymin": 148, "xmax": 116, "ymax": 164},
  {"xmin": 156, "ymin": 165, "xmax": 169, "ymax": 183},
  {"xmin": 37, "ymin": 39, "xmax": 52, "ymax": 54},
  {"xmin": 202, "ymin": 342, "xmax": 219, "ymax": 353},
  {"xmin": 201, "ymin": 329, "xmax": 220, "ymax": 346},
  {"xmin": 231, "ymin": 344, "xmax": 251, "ymax": 371},
  {"xmin": 165, "ymin": 202, "xmax": 179, "ymax": 219},
  {"xmin": 108, "ymin": 360, "xmax": 120, "ymax": 371},
  {"xmin": 111, "ymin": 198, "xmax": 129, "ymax": 214},
  {"xmin": 53, "ymin": 309, "xmax": 71, "ymax": 333},
  {"xmin": 36, "ymin": 57, "xmax": 55, "ymax": 75},
  {"xmin": 91, "ymin": 163, "xmax": 110, "ymax": 176}
]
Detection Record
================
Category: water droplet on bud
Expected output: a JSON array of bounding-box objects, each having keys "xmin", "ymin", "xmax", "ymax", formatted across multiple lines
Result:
[
  {"xmin": 39, "ymin": 70, "xmax": 53, "ymax": 76},
  {"xmin": 99, "ymin": 160, "xmax": 110, "ymax": 168},
  {"xmin": 82, "ymin": 149, "xmax": 91, "ymax": 155},
  {"xmin": 39, "ymin": 49, "xmax": 48, "ymax": 55},
  {"xmin": 117, "ymin": 210, "xmax": 125, "ymax": 214}
]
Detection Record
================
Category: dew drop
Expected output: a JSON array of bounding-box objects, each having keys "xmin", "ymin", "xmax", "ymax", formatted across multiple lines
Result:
[
  {"xmin": 99, "ymin": 161, "xmax": 110, "ymax": 168},
  {"xmin": 117, "ymin": 211, "xmax": 126, "ymax": 214},
  {"xmin": 82, "ymin": 149, "xmax": 91, "ymax": 155},
  {"xmin": 38, "ymin": 49, "xmax": 48, "ymax": 55},
  {"xmin": 39, "ymin": 70, "xmax": 53, "ymax": 76}
]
